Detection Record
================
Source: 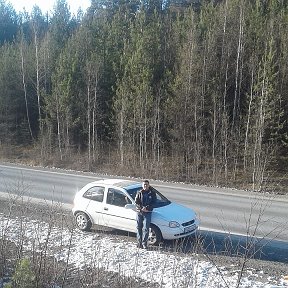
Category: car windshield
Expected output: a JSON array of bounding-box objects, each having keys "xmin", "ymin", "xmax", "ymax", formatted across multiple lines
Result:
[{"xmin": 125, "ymin": 186, "xmax": 171, "ymax": 208}]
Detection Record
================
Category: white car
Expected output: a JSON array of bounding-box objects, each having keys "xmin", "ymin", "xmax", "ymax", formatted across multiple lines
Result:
[{"xmin": 72, "ymin": 179, "xmax": 199, "ymax": 245}]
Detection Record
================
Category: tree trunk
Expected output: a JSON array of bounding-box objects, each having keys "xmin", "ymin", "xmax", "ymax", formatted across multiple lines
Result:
[
  {"xmin": 92, "ymin": 83, "xmax": 98, "ymax": 161},
  {"xmin": 87, "ymin": 81, "xmax": 91, "ymax": 167},
  {"xmin": 56, "ymin": 92, "xmax": 63, "ymax": 160},
  {"xmin": 232, "ymin": 3, "xmax": 244, "ymax": 130},
  {"xmin": 32, "ymin": 22, "xmax": 42, "ymax": 135},
  {"xmin": 244, "ymin": 68, "xmax": 254, "ymax": 172},
  {"xmin": 20, "ymin": 33, "xmax": 34, "ymax": 141}
]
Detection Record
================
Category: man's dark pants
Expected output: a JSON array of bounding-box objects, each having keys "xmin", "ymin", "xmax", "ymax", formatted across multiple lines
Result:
[{"xmin": 136, "ymin": 211, "xmax": 151, "ymax": 247}]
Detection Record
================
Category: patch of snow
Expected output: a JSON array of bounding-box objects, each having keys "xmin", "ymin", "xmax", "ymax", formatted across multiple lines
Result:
[{"xmin": 0, "ymin": 214, "xmax": 285, "ymax": 288}]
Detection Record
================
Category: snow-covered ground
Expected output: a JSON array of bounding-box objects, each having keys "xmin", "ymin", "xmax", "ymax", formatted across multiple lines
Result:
[{"xmin": 0, "ymin": 213, "xmax": 287, "ymax": 288}]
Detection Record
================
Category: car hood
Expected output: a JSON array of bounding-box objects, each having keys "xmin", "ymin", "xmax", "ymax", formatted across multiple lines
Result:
[{"xmin": 153, "ymin": 202, "xmax": 197, "ymax": 223}]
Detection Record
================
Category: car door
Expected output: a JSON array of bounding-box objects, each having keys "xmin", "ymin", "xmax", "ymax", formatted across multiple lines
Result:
[
  {"xmin": 102, "ymin": 188, "xmax": 136, "ymax": 232},
  {"xmin": 84, "ymin": 185, "xmax": 105, "ymax": 226}
]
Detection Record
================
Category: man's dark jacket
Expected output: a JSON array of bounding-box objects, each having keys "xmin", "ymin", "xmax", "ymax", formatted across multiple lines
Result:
[{"xmin": 135, "ymin": 187, "xmax": 157, "ymax": 212}]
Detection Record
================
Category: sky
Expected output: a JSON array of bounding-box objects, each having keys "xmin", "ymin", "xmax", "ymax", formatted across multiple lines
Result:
[
  {"xmin": 1, "ymin": 212, "xmax": 287, "ymax": 288},
  {"xmin": 8, "ymin": 0, "xmax": 91, "ymax": 16}
]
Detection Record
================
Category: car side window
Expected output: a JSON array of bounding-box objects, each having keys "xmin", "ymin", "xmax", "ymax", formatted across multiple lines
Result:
[
  {"xmin": 107, "ymin": 188, "xmax": 131, "ymax": 207},
  {"xmin": 83, "ymin": 186, "xmax": 104, "ymax": 202}
]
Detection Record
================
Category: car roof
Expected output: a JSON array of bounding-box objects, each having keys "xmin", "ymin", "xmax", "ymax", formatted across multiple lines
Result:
[{"xmin": 88, "ymin": 179, "xmax": 141, "ymax": 190}]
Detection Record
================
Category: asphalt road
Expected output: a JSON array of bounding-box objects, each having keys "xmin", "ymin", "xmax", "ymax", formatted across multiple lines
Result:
[{"xmin": 0, "ymin": 162, "xmax": 287, "ymax": 262}]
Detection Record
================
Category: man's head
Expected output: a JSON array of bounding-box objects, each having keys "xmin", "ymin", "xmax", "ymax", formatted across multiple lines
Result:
[{"xmin": 142, "ymin": 180, "xmax": 150, "ymax": 191}]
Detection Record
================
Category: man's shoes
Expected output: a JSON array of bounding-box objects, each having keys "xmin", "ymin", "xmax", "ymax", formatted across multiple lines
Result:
[
  {"xmin": 137, "ymin": 243, "xmax": 143, "ymax": 249},
  {"xmin": 142, "ymin": 243, "xmax": 148, "ymax": 249}
]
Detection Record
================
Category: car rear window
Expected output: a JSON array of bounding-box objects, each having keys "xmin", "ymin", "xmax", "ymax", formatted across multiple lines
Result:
[{"xmin": 83, "ymin": 186, "xmax": 104, "ymax": 202}]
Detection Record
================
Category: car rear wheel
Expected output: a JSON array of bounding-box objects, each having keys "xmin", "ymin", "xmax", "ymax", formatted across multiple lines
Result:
[
  {"xmin": 148, "ymin": 224, "xmax": 162, "ymax": 246},
  {"xmin": 75, "ymin": 212, "xmax": 92, "ymax": 231}
]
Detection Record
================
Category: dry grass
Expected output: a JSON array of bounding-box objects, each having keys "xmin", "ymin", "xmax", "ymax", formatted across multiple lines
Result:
[{"xmin": 1, "ymin": 144, "xmax": 287, "ymax": 195}]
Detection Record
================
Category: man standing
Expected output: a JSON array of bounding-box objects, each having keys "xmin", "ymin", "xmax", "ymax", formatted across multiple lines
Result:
[{"xmin": 135, "ymin": 180, "xmax": 156, "ymax": 249}]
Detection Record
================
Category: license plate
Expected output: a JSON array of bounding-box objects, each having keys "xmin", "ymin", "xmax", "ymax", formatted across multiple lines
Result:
[{"xmin": 184, "ymin": 224, "xmax": 196, "ymax": 233}]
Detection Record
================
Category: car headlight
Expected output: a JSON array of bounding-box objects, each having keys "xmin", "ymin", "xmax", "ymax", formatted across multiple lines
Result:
[{"xmin": 169, "ymin": 221, "xmax": 180, "ymax": 228}]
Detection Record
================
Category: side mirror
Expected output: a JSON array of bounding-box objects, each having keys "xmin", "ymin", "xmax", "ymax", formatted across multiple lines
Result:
[{"xmin": 125, "ymin": 204, "xmax": 136, "ymax": 210}]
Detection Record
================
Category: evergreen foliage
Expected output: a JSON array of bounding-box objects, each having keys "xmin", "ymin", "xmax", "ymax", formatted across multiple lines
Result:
[
  {"xmin": 4, "ymin": 258, "xmax": 36, "ymax": 288},
  {"xmin": 0, "ymin": 0, "xmax": 287, "ymax": 190}
]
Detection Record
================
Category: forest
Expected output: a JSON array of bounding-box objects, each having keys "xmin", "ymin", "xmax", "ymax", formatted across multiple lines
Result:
[{"xmin": 0, "ymin": 0, "xmax": 287, "ymax": 192}]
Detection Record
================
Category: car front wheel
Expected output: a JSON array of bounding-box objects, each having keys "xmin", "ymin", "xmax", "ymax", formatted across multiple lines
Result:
[
  {"xmin": 148, "ymin": 224, "xmax": 162, "ymax": 246},
  {"xmin": 75, "ymin": 212, "xmax": 92, "ymax": 231}
]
